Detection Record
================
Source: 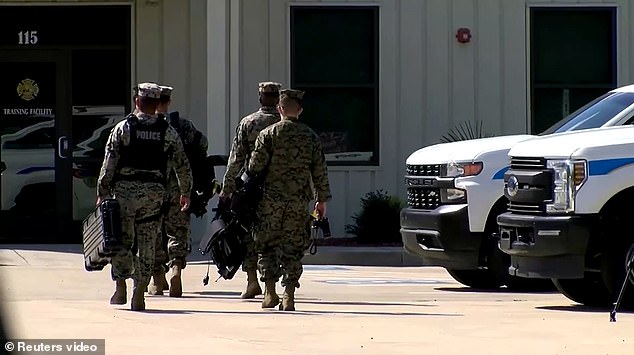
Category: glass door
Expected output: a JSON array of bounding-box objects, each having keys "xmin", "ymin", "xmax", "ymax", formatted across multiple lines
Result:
[
  {"xmin": 0, "ymin": 50, "xmax": 73, "ymax": 240},
  {"xmin": 69, "ymin": 48, "xmax": 129, "ymax": 222}
]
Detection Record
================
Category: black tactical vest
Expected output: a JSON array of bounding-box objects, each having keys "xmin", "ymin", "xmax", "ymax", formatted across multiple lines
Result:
[{"xmin": 117, "ymin": 115, "xmax": 169, "ymax": 178}]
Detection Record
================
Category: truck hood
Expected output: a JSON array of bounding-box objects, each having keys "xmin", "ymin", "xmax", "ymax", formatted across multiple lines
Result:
[
  {"xmin": 508, "ymin": 126, "xmax": 634, "ymax": 159},
  {"xmin": 406, "ymin": 134, "xmax": 536, "ymax": 164}
]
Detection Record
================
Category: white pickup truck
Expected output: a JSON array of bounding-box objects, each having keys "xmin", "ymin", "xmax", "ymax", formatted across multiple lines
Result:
[
  {"xmin": 497, "ymin": 125, "xmax": 634, "ymax": 306},
  {"xmin": 401, "ymin": 85, "xmax": 634, "ymax": 290}
]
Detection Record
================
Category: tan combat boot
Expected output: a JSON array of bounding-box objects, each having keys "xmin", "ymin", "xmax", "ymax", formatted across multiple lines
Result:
[
  {"xmin": 169, "ymin": 265, "xmax": 182, "ymax": 298},
  {"xmin": 109, "ymin": 279, "xmax": 127, "ymax": 305},
  {"xmin": 280, "ymin": 285, "xmax": 296, "ymax": 311},
  {"xmin": 131, "ymin": 279, "xmax": 148, "ymax": 311},
  {"xmin": 240, "ymin": 270, "xmax": 263, "ymax": 299},
  {"xmin": 261, "ymin": 280, "xmax": 279, "ymax": 309},
  {"xmin": 147, "ymin": 272, "xmax": 168, "ymax": 295}
]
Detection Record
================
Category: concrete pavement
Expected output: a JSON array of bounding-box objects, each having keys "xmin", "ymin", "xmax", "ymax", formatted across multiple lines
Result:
[
  {"xmin": 1, "ymin": 246, "xmax": 633, "ymax": 354},
  {"xmin": 0, "ymin": 243, "xmax": 423, "ymax": 267}
]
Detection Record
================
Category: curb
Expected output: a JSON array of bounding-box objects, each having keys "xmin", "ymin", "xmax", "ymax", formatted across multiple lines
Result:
[{"xmin": 301, "ymin": 246, "xmax": 425, "ymax": 267}]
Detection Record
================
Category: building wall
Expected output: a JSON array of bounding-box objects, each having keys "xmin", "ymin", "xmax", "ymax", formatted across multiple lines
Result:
[
  {"xmin": 134, "ymin": 0, "xmax": 212, "ymax": 238},
  {"xmin": 135, "ymin": 0, "xmax": 208, "ymax": 133},
  {"xmin": 7, "ymin": 0, "xmax": 634, "ymax": 239},
  {"xmin": 233, "ymin": 0, "xmax": 634, "ymax": 237}
]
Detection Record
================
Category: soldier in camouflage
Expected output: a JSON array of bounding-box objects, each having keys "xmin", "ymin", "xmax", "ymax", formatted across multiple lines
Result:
[
  {"xmin": 248, "ymin": 89, "xmax": 331, "ymax": 311},
  {"xmin": 220, "ymin": 81, "xmax": 282, "ymax": 299},
  {"xmin": 147, "ymin": 85, "xmax": 208, "ymax": 298},
  {"xmin": 97, "ymin": 82, "xmax": 192, "ymax": 311}
]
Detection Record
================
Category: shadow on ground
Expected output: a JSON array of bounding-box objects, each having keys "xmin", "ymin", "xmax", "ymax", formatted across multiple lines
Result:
[
  {"xmin": 536, "ymin": 304, "xmax": 634, "ymax": 315},
  {"xmin": 126, "ymin": 308, "xmax": 461, "ymax": 317},
  {"xmin": 434, "ymin": 286, "xmax": 559, "ymax": 294},
  {"xmin": 180, "ymin": 292, "xmax": 435, "ymax": 309}
]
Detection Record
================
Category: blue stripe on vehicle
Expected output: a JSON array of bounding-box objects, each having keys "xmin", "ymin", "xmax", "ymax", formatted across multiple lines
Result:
[
  {"xmin": 492, "ymin": 166, "xmax": 509, "ymax": 180},
  {"xmin": 588, "ymin": 158, "xmax": 634, "ymax": 176},
  {"xmin": 16, "ymin": 166, "xmax": 55, "ymax": 175}
]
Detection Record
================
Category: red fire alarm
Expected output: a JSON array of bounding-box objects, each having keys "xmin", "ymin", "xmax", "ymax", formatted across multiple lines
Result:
[{"xmin": 456, "ymin": 28, "xmax": 472, "ymax": 43}]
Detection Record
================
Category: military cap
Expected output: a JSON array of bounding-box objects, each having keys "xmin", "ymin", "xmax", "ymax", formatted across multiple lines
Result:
[
  {"xmin": 137, "ymin": 82, "xmax": 161, "ymax": 99},
  {"xmin": 159, "ymin": 85, "xmax": 173, "ymax": 97},
  {"xmin": 280, "ymin": 89, "xmax": 305, "ymax": 101},
  {"xmin": 259, "ymin": 81, "xmax": 283, "ymax": 93}
]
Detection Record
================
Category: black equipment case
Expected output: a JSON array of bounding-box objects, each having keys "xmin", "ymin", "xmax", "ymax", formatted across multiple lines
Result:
[{"xmin": 82, "ymin": 199, "xmax": 124, "ymax": 271}]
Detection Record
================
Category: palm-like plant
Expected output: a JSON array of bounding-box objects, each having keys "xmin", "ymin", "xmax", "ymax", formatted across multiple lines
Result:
[{"xmin": 439, "ymin": 120, "xmax": 490, "ymax": 143}]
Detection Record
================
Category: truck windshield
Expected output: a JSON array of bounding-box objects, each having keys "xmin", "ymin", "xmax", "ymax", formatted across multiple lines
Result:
[{"xmin": 539, "ymin": 92, "xmax": 634, "ymax": 135}]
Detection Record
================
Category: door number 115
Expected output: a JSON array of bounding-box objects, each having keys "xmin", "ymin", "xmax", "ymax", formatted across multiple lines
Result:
[{"xmin": 18, "ymin": 30, "xmax": 39, "ymax": 45}]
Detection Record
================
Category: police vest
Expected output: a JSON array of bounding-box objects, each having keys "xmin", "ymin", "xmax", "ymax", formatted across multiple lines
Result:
[{"xmin": 117, "ymin": 115, "xmax": 169, "ymax": 179}]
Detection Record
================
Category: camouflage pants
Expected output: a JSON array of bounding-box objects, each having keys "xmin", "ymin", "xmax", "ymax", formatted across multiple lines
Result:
[
  {"xmin": 241, "ymin": 230, "xmax": 257, "ymax": 272},
  {"xmin": 153, "ymin": 180, "xmax": 191, "ymax": 272},
  {"xmin": 254, "ymin": 198, "xmax": 311, "ymax": 288},
  {"xmin": 110, "ymin": 181, "xmax": 165, "ymax": 283}
]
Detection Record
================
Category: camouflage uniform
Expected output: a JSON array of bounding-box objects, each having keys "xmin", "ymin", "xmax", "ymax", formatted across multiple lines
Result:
[
  {"xmin": 221, "ymin": 82, "xmax": 282, "ymax": 299},
  {"xmin": 97, "ymin": 83, "xmax": 192, "ymax": 310},
  {"xmin": 248, "ymin": 89, "xmax": 331, "ymax": 310},
  {"xmin": 153, "ymin": 87, "xmax": 209, "ymax": 275}
]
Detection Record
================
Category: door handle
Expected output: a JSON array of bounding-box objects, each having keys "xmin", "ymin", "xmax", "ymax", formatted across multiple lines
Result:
[{"xmin": 58, "ymin": 136, "xmax": 68, "ymax": 159}]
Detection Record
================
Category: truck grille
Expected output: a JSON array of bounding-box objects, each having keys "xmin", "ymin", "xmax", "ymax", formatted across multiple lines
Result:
[
  {"xmin": 510, "ymin": 157, "xmax": 546, "ymax": 170},
  {"xmin": 407, "ymin": 187, "xmax": 441, "ymax": 209},
  {"xmin": 508, "ymin": 201, "xmax": 543, "ymax": 214},
  {"xmin": 406, "ymin": 164, "xmax": 441, "ymax": 177},
  {"xmin": 507, "ymin": 156, "xmax": 550, "ymax": 214}
]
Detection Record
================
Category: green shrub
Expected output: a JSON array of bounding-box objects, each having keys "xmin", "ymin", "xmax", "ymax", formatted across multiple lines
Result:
[{"xmin": 345, "ymin": 189, "xmax": 404, "ymax": 245}]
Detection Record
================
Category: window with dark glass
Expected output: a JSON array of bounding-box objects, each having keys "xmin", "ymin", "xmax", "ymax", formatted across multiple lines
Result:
[{"xmin": 290, "ymin": 6, "xmax": 379, "ymax": 165}]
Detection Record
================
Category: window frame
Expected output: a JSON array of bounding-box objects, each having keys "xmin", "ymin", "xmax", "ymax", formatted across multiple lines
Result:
[
  {"xmin": 528, "ymin": 5, "xmax": 617, "ymax": 134},
  {"xmin": 288, "ymin": 4, "xmax": 380, "ymax": 167}
]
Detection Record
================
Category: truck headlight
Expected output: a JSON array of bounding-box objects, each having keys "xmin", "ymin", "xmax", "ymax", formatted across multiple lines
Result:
[
  {"xmin": 440, "ymin": 162, "xmax": 481, "ymax": 203},
  {"xmin": 445, "ymin": 162, "xmax": 483, "ymax": 177},
  {"xmin": 546, "ymin": 159, "xmax": 586, "ymax": 214},
  {"xmin": 442, "ymin": 188, "xmax": 465, "ymax": 202}
]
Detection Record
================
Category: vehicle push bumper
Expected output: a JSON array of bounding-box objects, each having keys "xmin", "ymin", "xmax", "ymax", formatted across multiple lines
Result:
[
  {"xmin": 497, "ymin": 212, "xmax": 595, "ymax": 279},
  {"xmin": 400, "ymin": 204, "xmax": 480, "ymax": 269}
]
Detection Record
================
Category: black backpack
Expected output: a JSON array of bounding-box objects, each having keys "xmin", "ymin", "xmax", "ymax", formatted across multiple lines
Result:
[
  {"xmin": 198, "ymin": 171, "xmax": 265, "ymax": 282},
  {"xmin": 168, "ymin": 111, "xmax": 219, "ymax": 217}
]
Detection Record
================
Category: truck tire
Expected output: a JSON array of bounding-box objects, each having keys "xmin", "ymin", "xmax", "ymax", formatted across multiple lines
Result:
[
  {"xmin": 552, "ymin": 275, "xmax": 612, "ymax": 307},
  {"xmin": 446, "ymin": 269, "xmax": 504, "ymax": 289},
  {"xmin": 600, "ymin": 242, "xmax": 634, "ymax": 309}
]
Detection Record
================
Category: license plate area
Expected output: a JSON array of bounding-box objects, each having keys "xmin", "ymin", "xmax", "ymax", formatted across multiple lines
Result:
[{"xmin": 500, "ymin": 227, "xmax": 534, "ymax": 249}]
